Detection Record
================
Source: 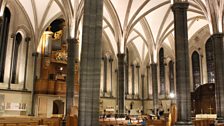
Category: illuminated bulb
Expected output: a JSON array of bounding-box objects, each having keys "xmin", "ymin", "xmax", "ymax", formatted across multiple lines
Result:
[{"xmin": 169, "ymin": 92, "xmax": 175, "ymax": 98}]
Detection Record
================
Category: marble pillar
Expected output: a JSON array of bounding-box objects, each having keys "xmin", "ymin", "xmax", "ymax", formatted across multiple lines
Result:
[
  {"xmin": 23, "ymin": 37, "xmax": 30, "ymax": 91},
  {"xmin": 109, "ymin": 57, "xmax": 113, "ymax": 97},
  {"xmin": 78, "ymin": 0, "xmax": 103, "ymax": 125},
  {"xmin": 141, "ymin": 74, "xmax": 145, "ymax": 114},
  {"xmin": 103, "ymin": 56, "xmax": 108, "ymax": 96},
  {"xmin": 8, "ymin": 34, "xmax": 16, "ymax": 89},
  {"xmin": 146, "ymin": 65, "xmax": 150, "ymax": 99},
  {"xmin": 212, "ymin": 33, "xmax": 224, "ymax": 122},
  {"xmin": 117, "ymin": 53, "xmax": 125, "ymax": 115},
  {"xmin": 131, "ymin": 64, "xmax": 135, "ymax": 99},
  {"xmin": 30, "ymin": 52, "xmax": 38, "ymax": 116},
  {"xmin": 172, "ymin": 2, "xmax": 192, "ymax": 125},
  {"xmin": 151, "ymin": 63, "xmax": 158, "ymax": 115},
  {"xmin": 65, "ymin": 38, "xmax": 75, "ymax": 117},
  {"xmin": 136, "ymin": 64, "xmax": 140, "ymax": 99}
]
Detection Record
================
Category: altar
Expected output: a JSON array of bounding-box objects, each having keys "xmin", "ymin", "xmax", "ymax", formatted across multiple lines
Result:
[{"xmin": 195, "ymin": 114, "xmax": 217, "ymax": 119}]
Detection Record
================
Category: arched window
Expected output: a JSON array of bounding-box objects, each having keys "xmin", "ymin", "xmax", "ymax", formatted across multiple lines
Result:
[
  {"xmin": 192, "ymin": 51, "xmax": 201, "ymax": 90},
  {"xmin": 169, "ymin": 61, "xmax": 174, "ymax": 93},
  {"xmin": 11, "ymin": 33, "xmax": 22, "ymax": 83},
  {"xmin": 0, "ymin": 8, "xmax": 11, "ymax": 82},
  {"xmin": 159, "ymin": 48, "xmax": 165, "ymax": 95},
  {"xmin": 205, "ymin": 38, "xmax": 215, "ymax": 83}
]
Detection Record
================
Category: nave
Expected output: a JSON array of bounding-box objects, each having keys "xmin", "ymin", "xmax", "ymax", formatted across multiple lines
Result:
[{"xmin": 0, "ymin": 0, "xmax": 224, "ymax": 126}]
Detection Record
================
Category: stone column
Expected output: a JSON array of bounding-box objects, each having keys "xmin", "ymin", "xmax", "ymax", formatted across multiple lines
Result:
[
  {"xmin": 136, "ymin": 64, "xmax": 140, "ymax": 99},
  {"xmin": 78, "ymin": 0, "xmax": 103, "ymax": 125},
  {"xmin": 200, "ymin": 54, "xmax": 203, "ymax": 84},
  {"xmin": 109, "ymin": 57, "xmax": 113, "ymax": 97},
  {"xmin": 0, "ymin": 16, "xmax": 8, "ymax": 82},
  {"xmin": 141, "ymin": 74, "xmax": 145, "ymax": 114},
  {"xmin": 172, "ymin": 2, "xmax": 192, "ymax": 125},
  {"xmin": 115, "ymin": 69, "xmax": 118, "ymax": 106},
  {"xmin": 169, "ymin": 61, "xmax": 175, "ymax": 94},
  {"xmin": 65, "ymin": 38, "xmax": 75, "ymax": 117},
  {"xmin": 164, "ymin": 63, "xmax": 169, "ymax": 96},
  {"xmin": 131, "ymin": 64, "xmax": 135, "ymax": 99},
  {"xmin": 212, "ymin": 33, "xmax": 224, "ymax": 122},
  {"xmin": 151, "ymin": 63, "xmax": 158, "ymax": 115},
  {"xmin": 8, "ymin": 34, "xmax": 16, "ymax": 89},
  {"xmin": 103, "ymin": 56, "xmax": 108, "ymax": 96},
  {"xmin": 146, "ymin": 65, "xmax": 150, "ymax": 99},
  {"xmin": 30, "ymin": 52, "xmax": 38, "ymax": 116},
  {"xmin": 117, "ymin": 53, "xmax": 125, "ymax": 115},
  {"xmin": 22, "ymin": 37, "xmax": 30, "ymax": 91},
  {"xmin": 125, "ymin": 62, "xmax": 129, "ymax": 98}
]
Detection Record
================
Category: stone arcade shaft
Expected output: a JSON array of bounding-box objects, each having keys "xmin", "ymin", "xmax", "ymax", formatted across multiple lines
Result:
[
  {"xmin": 172, "ymin": 2, "xmax": 192, "ymax": 125},
  {"xmin": 78, "ymin": 0, "xmax": 103, "ymax": 125}
]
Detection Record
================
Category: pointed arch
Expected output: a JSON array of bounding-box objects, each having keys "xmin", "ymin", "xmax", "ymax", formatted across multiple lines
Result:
[
  {"xmin": 0, "ymin": 7, "xmax": 11, "ymax": 82},
  {"xmin": 159, "ymin": 48, "xmax": 165, "ymax": 95},
  {"xmin": 205, "ymin": 37, "xmax": 215, "ymax": 83},
  {"xmin": 191, "ymin": 51, "xmax": 201, "ymax": 90}
]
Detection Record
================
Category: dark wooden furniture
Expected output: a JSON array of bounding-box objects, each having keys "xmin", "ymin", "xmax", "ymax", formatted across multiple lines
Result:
[{"xmin": 191, "ymin": 83, "xmax": 216, "ymax": 115}]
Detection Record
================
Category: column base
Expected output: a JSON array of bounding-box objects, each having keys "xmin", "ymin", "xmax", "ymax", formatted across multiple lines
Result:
[
  {"xmin": 22, "ymin": 88, "xmax": 28, "ymax": 91},
  {"xmin": 115, "ymin": 113, "xmax": 126, "ymax": 118},
  {"xmin": 216, "ymin": 117, "xmax": 224, "ymax": 123},
  {"xmin": 61, "ymin": 119, "xmax": 66, "ymax": 126},
  {"xmin": 174, "ymin": 121, "xmax": 193, "ymax": 126}
]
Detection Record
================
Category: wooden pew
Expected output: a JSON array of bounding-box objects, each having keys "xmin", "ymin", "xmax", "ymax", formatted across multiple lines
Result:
[
  {"xmin": 0, "ymin": 117, "xmax": 63, "ymax": 126},
  {"xmin": 0, "ymin": 117, "xmax": 41, "ymax": 126},
  {"xmin": 147, "ymin": 119, "xmax": 167, "ymax": 126},
  {"xmin": 42, "ymin": 117, "xmax": 61, "ymax": 126}
]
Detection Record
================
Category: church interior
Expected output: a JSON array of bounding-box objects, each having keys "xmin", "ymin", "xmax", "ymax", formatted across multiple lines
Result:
[{"xmin": 0, "ymin": 0, "xmax": 224, "ymax": 126}]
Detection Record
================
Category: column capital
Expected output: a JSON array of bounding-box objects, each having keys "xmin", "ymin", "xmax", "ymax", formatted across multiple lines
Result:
[
  {"xmin": 150, "ymin": 63, "xmax": 157, "ymax": 66},
  {"xmin": 131, "ymin": 64, "xmax": 135, "ymax": 67},
  {"xmin": 146, "ymin": 65, "xmax": 150, "ymax": 68},
  {"xmin": 136, "ymin": 64, "xmax": 140, "ymax": 68},
  {"xmin": 32, "ymin": 52, "xmax": 39, "ymax": 57},
  {"xmin": 109, "ymin": 56, "xmax": 113, "ymax": 62},
  {"xmin": 25, "ymin": 37, "xmax": 31, "ymax": 42},
  {"xmin": 66, "ymin": 38, "xmax": 77, "ymax": 43},
  {"xmin": 11, "ymin": 33, "xmax": 17, "ymax": 38},
  {"xmin": 117, "ymin": 53, "xmax": 125, "ymax": 58},
  {"xmin": 210, "ymin": 33, "xmax": 224, "ymax": 39},
  {"xmin": 102, "ymin": 56, "xmax": 108, "ymax": 60},
  {"xmin": 171, "ymin": 2, "xmax": 189, "ymax": 12}
]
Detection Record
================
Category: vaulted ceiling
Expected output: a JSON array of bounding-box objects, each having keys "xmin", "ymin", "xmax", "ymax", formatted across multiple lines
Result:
[{"xmin": 6, "ymin": 0, "xmax": 224, "ymax": 63}]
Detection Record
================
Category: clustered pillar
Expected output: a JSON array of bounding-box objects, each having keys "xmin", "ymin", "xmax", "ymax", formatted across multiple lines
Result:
[
  {"xmin": 172, "ymin": 2, "xmax": 192, "ymax": 125},
  {"xmin": 212, "ymin": 33, "xmax": 224, "ymax": 122},
  {"xmin": 109, "ymin": 57, "xmax": 113, "ymax": 97},
  {"xmin": 103, "ymin": 56, "xmax": 108, "ymax": 97},
  {"xmin": 151, "ymin": 63, "xmax": 158, "ymax": 115},
  {"xmin": 23, "ymin": 37, "xmax": 31, "ymax": 91},
  {"xmin": 136, "ymin": 64, "xmax": 140, "ymax": 99},
  {"xmin": 117, "ymin": 53, "xmax": 125, "ymax": 115},
  {"xmin": 141, "ymin": 74, "xmax": 145, "ymax": 114},
  {"xmin": 65, "ymin": 38, "xmax": 75, "ymax": 117},
  {"xmin": 146, "ymin": 65, "xmax": 150, "ymax": 99},
  {"xmin": 78, "ymin": 0, "xmax": 103, "ymax": 125},
  {"xmin": 131, "ymin": 64, "xmax": 135, "ymax": 99}
]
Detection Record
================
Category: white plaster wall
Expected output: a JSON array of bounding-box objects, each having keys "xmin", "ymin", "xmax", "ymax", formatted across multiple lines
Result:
[{"xmin": 0, "ymin": 92, "xmax": 32, "ymax": 116}]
